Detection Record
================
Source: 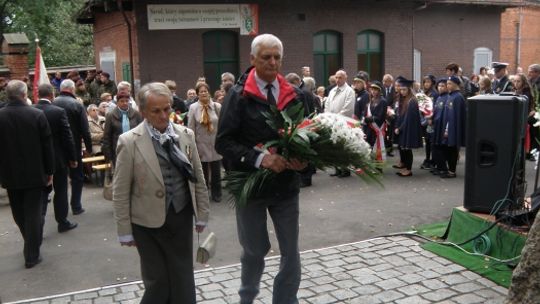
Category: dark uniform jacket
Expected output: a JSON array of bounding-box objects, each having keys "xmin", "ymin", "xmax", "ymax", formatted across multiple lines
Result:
[
  {"xmin": 34, "ymin": 99, "xmax": 77, "ymax": 171},
  {"xmin": 0, "ymin": 100, "xmax": 55, "ymax": 189},
  {"xmin": 216, "ymin": 66, "xmax": 309, "ymax": 199},
  {"xmin": 492, "ymin": 75, "xmax": 513, "ymax": 94}
]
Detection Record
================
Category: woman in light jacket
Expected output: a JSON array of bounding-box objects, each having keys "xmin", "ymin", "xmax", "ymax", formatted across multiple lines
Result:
[{"xmin": 188, "ymin": 82, "xmax": 222, "ymax": 202}]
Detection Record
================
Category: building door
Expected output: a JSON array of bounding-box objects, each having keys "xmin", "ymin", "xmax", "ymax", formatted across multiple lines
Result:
[
  {"xmin": 313, "ymin": 31, "xmax": 342, "ymax": 87},
  {"xmin": 414, "ymin": 49, "xmax": 421, "ymax": 83},
  {"xmin": 357, "ymin": 30, "xmax": 383, "ymax": 81},
  {"xmin": 203, "ymin": 30, "xmax": 239, "ymax": 93},
  {"xmin": 474, "ymin": 47, "xmax": 492, "ymax": 75}
]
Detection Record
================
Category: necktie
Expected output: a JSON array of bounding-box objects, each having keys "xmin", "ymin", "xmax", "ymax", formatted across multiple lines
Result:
[
  {"xmin": 266, "ymin": 84, "xmax": 276, "ymax": 106},
  {"xmin": 162, "ymin": 139, "xmax": 197, "ymax": 183}
]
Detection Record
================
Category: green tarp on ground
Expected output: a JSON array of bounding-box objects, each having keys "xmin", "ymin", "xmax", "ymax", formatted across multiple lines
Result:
[{"xmin": 416, "ymin": 208, "xmax": 527, "ymax": 287}]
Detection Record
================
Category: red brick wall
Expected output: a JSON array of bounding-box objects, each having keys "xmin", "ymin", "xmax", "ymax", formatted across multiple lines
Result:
[
  {"xmin": 90, "ymin": 0, "xmax": 506, "ymax": 93},
  {"xmin": 501, "ymin": 7, "xmax": 540, "ymax": 74},
  {"xmin": 93, "ymin": 10, "xmax": 139, "ymax": 86}
]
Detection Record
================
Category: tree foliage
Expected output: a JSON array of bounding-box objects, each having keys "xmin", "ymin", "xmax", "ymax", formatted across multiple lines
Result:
[{"xmin": 1, "ymin": 0, "xmax": 94, "ymax": 67}]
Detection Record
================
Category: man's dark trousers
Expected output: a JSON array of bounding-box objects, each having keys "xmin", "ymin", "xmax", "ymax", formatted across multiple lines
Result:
[
  {"xmin": 69, "ymin": 154, "xmax": 84, "ymax": 213},
  {"xmin": 42, "ymin": 166, "xmax": 70, "ymax": 225},
  {"xmin": 236, "ymin": 194, "xmax": 301, "ymax": 304},
  {"xmin": 7, "ymin": 187, "xmax": 44, "ymax": 264}
]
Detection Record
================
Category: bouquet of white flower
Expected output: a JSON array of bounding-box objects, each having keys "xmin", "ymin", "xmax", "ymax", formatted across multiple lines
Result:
[{"xmin": 223, "ymin": 104, "xmax": 382, "ymax": 207}]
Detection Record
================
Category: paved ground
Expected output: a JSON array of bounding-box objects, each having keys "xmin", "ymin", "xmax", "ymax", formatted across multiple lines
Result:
[
  {"xmin": 1, "ymin": 150, "xmax": 533, "ymax": 303},
  {"xmin": 5, "ymin": 236, "xmax": 508, "ymax": 304}
]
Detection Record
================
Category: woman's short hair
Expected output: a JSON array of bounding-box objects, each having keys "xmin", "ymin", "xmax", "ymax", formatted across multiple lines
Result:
[
  {"xmin": 87, "ymin": 104, "xmax": 98, "ymax": 113},
  {"xmin": 137, "ymin": 82, "xmax": 172, "ymax": 111},
  {"xmin": 195, "ymin": 82, "xmax": 210, "ymax": 95}
]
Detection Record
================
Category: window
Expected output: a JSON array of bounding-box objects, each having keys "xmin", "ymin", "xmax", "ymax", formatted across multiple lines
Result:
[
  {"xmin": 122, "ymin": 62, "xmax": 131, "ymax": 83},
  {"xmin": 203, "ymin": 30, "xmax": 239, "ymax": 93},
  {"xmin": 357, "ymin": 30, "xmax": 383, "ymax": 81},
  {"xmin": 473, "ymin": 47, "xmax": 493, "ymax": 75},
  {"xmin": 313, "ymin": 31, "xmax": 342, "ymax": 87}
]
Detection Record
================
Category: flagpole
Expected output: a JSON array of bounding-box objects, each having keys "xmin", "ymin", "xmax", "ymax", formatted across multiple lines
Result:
[{"xmin": 33, "ymin": 38, "xmax": 40, "ymax": 103}]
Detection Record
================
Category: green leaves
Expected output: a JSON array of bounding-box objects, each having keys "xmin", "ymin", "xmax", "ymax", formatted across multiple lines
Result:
[{"xmin": 1, "ymin": 0, "xmax": 93, "ymax": 67}]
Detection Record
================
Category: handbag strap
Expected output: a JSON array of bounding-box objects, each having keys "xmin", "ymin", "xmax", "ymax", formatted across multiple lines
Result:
[{"xmin": 197, "ymin": 232, "xmax": 200, "ymax": 246}]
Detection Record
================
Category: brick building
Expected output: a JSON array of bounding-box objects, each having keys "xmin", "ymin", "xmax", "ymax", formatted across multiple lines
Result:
[
  {"xmin": 500, "ymin": 4, "xmax": 540, "ymax": 74},
  {"xmin": 78, "ymin": 0, "xmax": 531, "ymax": 94}
]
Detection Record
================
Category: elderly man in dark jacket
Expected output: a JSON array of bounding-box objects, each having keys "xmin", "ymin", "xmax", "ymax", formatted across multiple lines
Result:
[
  {"xmin": 54, "ymin": 79, "xmax": 92, "ymax": 215},
  {"xmin": 34, "ymin": 83, "xmax": 79, "ymax": 233},
  {"xmin": 0, "ymin": 80, "xmax": 54, "ymax": 268},
  {"xmin": 216, "ymin": 34, "xmax": 308, "ymax": 304}
]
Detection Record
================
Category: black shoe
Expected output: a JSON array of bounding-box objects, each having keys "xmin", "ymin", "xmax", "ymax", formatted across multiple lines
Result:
[
  {"xmin": 440, "ymin": 172, "xmax": 457, "ymax": 178},
  {"xmin": 211, "ymin": 196, "xmax": 222, "ymax": 203},
  {"xmin": 420, "ymin": 160, "xmax": 432, "ymax": 170},
  {"xmin": 300, "ymin": 181, "xmax": 312, "ymax": 188},
  {"xmin": 58, "ymin": 221, "xmax": 78, "ymax": 233},
  {"xmin": 386, "ymin": 152, "xmax": 394, "ymax": 157},
  {"xmin": 73, "ymin": 208, "xmax": 85, "ymax": 215},
  {"xmin": 338, "ymin": 171, "xmax": 351, "ymax": 178},
  {"xmin": 25, "ymin": 256, "xmax": 42, "ymax": 269}
]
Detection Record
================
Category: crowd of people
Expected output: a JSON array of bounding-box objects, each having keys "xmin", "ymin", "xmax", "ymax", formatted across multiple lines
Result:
[{"xmin": 0, "ymin": 32, "xmax": 539, "ymax": 303}]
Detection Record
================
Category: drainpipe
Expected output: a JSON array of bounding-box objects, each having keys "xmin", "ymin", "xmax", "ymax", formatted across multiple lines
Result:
[
  {"xmin": 413, "ymin": 2, "xmax": 428, "ymax": 79},
  {"xmin": 516, "ymin": 5, "xmax": 523, "ymax": 73},
  {"xmin": 117, "ymin": 0, "xmax": 134, "ymax": 90}
]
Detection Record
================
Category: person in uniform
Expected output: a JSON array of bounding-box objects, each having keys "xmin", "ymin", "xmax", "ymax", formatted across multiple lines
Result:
[
  {"xmin": 438, "ymin": 76, "xmax": 467, "ymax": 178},
  {"xmin": 364, "ymin": 81, "xmax": 388, "ymax": 163},
  {"xmin": 431, "ymin": 78, "xmax": 450, "ymax": 176},
  {"xmin": 491, "ymin": 62, "xmax": 513, "ymax": 94},
  {"xmin": 393, "ymin": 77, "xmax": 423, "ymax": 177}
]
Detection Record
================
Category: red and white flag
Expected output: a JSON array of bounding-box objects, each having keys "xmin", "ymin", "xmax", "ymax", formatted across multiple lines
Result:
[{"xmin": 33, "ymin": 45, "xmax": 50, "ymax": 103}]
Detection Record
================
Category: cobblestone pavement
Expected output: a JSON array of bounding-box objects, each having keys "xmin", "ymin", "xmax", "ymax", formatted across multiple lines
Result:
[{"xmin": 5, "ymin": 236, "xmax": 508, "ymax": 304}]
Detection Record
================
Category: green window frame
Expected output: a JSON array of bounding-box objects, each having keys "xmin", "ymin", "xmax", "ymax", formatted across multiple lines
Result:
[
  {"xmin": 313, "ymin": 30, "xmax": 342, "ymax": 87},
  {"xmin": 121, "ymin": 62, "xmax": 131, "ymax": 83},
  {"xmin": 357, "ymin": 30, "xmax": 384, "ymax": 82},
  {"xmin": 203, "ymin": 30, "xmax": 239, "ymax": 93}
]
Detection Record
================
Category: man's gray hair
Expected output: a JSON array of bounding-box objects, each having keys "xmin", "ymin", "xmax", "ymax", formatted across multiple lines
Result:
[
  {"xmin": 303, "ymin": 77, "xmax": 316, "ymax": 92},
  {"xmin": 6, "ymin": 80, "xmax": 27, "ymax": 101},
  {"xmin": 221, "ymin": 72, "xmax": 235, "ymax": 82},
  {"xmin": 38, "ymin": 83, "xmax": 55, "ymax": 99},
  {"xmin": 529, "ymin": 64, "xmax": 540, "ymax": 73},
  {"xmin": 60, "ymin": 79, "xmax": 75, "ymax": 91},
  {"xmin": 285, "ymin": 73, "xmax": 301, "ymax": 86},
  {"xmin": 137, "ymin": 82, "xmax": 172, "ymax": 111},
  {"xmin": 117, "ymin": 81, "xmax": 132, "ymax": 91},
  {"xmin": 251, "ymin": 34, "xmax": 283, "ymax": 57}
]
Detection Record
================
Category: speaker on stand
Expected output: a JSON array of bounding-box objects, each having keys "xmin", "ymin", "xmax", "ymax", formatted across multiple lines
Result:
[{"xmin": 464, "ymin": 94, "xmax": 528, "ymax": 214}]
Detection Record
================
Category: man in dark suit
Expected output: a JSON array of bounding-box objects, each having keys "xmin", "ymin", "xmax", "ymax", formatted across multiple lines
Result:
[
  {"xmin": 34, "ymin": 83, "xmax": 79, "ymax": 233},
  {"xmin": 0, "ymin": 80, "xmax": 54, "ymax": 268},
  {"xmin": 54, "ymin": 79, "xmax": 92, "ymax": 215},
  {"xmin": 382, "ymin": 74, "xmax": 396, "ymax": 157}
]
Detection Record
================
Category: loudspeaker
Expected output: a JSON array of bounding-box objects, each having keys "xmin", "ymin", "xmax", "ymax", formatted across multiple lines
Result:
[{"xmin": 464, "ymin": 94, "xmax": 528, "ymax": 213}]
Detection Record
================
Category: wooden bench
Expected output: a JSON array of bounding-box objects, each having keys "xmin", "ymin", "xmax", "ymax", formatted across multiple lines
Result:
[
  {"xmin": 92, "ymin": 163, "xmax": 111, "ymax": 171},
  {"xmin": 82, "ymin": 155, "xmax": 105, "ymax": 164},
  {"xmin": 82, "ymin": 155, "xmax": 109, "ymax": 186}
]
